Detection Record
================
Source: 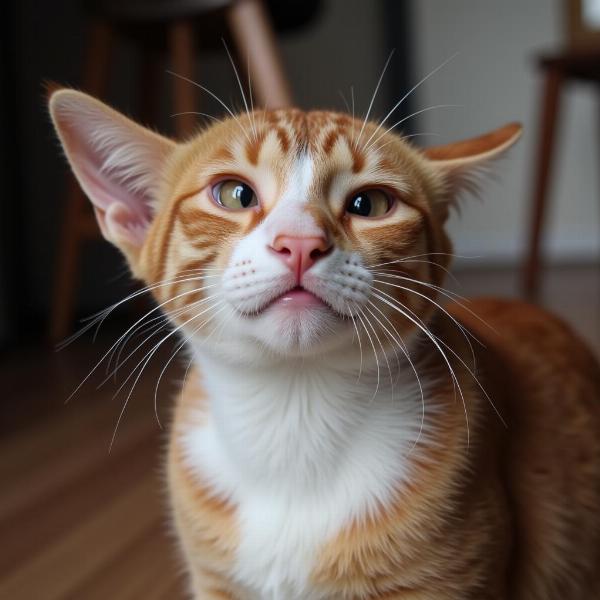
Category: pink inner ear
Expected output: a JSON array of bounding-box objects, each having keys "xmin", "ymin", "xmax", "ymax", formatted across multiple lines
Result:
[
  {"xmin": 50, "ymin": 90, "xmax": 176, "ymax": 251},
  {"xmin": 103, "ymin": 202, "xmax": 149, "ymax": 246},
  {"xmin": 76, "ymin": 146, "xmax": 153, "ymax": 246}
]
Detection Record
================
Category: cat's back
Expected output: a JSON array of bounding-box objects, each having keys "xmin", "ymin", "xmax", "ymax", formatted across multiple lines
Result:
[{"xmin": 451, "ymin": 297, "xmax": 600, "ymax": 599}]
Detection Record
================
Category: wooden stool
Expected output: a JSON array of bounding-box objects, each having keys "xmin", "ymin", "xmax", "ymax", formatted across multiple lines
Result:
[
  {"xmin": 50, "ymin": 0, "xmax": 293, "ymax": 342},
  {"xmin": 523, "ymin": 49, "xmax": 600, "ymax": 298}
]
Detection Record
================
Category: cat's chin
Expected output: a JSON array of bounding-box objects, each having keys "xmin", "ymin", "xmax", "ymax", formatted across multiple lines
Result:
[{"xmin": 246, "ymin": 301, "xmax": 350, "ymax": 357}]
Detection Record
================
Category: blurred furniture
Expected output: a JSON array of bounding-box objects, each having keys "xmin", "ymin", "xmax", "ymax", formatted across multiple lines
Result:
[
  {"xmin": 523, "ymin": 50, "xmax": 600, "ymax": 296},
  {"xmin": 49, "ymin": 0, "xmax": 296, "ymax": 342},
  {"xmin": 523, "ymin": 0, "xmax": 600, "ymax": 297},
  {"xmin": 566, "ymin": 0, "xmax": 600, "ymax": 49}
]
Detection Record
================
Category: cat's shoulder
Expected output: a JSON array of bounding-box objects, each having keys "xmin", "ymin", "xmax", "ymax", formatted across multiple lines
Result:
[{"xmin": 451, "ymin": 296, "xmax": 599, "ymax": 372}]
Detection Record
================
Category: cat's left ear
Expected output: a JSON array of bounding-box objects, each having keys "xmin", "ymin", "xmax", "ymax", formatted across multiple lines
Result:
[
  {"xmin": 49, "ymin": 88, "xmax": 176, "ymax": 266},
  {"xmin": 423, "ymin": 122, "xmax": 522, "ymax": 217}
]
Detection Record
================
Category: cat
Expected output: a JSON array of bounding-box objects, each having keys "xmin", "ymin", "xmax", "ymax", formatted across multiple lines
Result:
[{"xmin": 49, "ymin": 87, "xmax": 600, "ymax": 600}]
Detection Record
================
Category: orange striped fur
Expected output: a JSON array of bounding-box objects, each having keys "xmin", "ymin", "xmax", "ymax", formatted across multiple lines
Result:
[{"xmin": 49, "ymin": 89, "xmax": 600, "ymax": 599}]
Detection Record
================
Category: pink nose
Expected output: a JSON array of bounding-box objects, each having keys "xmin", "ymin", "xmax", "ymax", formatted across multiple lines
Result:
[{"xmin": 271, "ymin": 235, "xmax": 332, "ymax": 279}]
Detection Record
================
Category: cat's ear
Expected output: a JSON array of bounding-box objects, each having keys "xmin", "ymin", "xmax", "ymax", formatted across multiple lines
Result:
[
  {"xmin": 423, "ymin": 122, "xmax": 522, "ymax": 218},
  {"xmin": 48, "ymin": 88, "xmax": 176, "ymax": 260}
]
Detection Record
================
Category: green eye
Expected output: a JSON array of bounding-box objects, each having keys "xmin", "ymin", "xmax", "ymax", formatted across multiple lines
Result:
[
  {"xmin": 346, "ymin": 189, "xmax": 392, "ymax": 218},
  {"xmin": 213, "ymin": 179, "xmax": 258, "ymax": 210}
]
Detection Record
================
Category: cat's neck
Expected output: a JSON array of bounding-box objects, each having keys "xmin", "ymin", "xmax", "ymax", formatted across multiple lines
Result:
[
  {"xmin": 181, "ymin": 342, "xmax": 439, "ymax": 496},
  {"xmin": 175, "ymin": 326, "xmax": 468, "ymax": 599}
]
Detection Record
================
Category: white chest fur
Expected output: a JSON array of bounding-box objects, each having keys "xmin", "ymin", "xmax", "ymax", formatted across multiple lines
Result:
[{"xmin": 179, "ymin": 351, "xmax": 432, "ymax": 600}]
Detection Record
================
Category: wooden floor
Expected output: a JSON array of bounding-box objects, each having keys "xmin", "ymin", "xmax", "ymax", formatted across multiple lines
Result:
[
  {"xmin": 1, "ymin": 329, "xmax": 188, "ymax": 599},
  {"xmin": 1, "ymin": 263, "xmax": 598, "ymax": 599}
]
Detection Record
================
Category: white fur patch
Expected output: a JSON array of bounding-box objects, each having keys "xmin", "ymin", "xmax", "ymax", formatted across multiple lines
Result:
[
  {"xmin": 261, "ymin": 153, "xmax": 322, "ymax": 241},
  {"xmin": 180, "ymin": 349, "xmax": 436, "ymax": 599}
]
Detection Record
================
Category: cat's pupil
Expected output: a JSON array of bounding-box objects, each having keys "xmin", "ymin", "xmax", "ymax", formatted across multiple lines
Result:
[
  {"xmin": 234, "ymin": 184, "xmax": 254, "ymax": 208},
  {"xmin": 349, "ymin": 194, "xmax": 371, "ymax": 216}
]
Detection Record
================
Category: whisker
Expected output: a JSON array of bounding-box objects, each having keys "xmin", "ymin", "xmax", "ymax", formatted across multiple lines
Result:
[
  {"xmin": 152, "ymin": 301, "xmax": 230, "ymax": 429},
  {"xmin": 353, "ymin": 307, "xmax": 381, "ymax": 402},
  {"xmin": 375, "ymin": 132, "xmax": 442, "ymax": 152},
  {"xmin": 374, "ymin": 289, "xmax": 505, "ymax": 429},
  {"xmin": 246, "ymin": 52, "xmax": 258, "ymax": 142},
  {"xmin": 374, "ymin": 259, "xmax": 460, "ymax": 285},
  {"xmin": 64, "ymin": 283, "xmax": 219, "ymax": 404},
  {"xmin": 57, "ymin": 270, "xmax": 223, "ymax": 350},
  {"xmin": 170, "ymin": 111, "xmax": 219, "ymax": 123},
  {"xmin": 354, "ymin": 49, "xmax": 395, "ymax": 149},
  {"xmin": 367, "ymin": 252, "xmax": 480, "ymax": 269},
  {"xmin": 181, "ymin": 351, "xmax": 196, "ymax": 394},
  {"xmin": 436, "ymin": 335, "xmax": 507, "ymax": 428},
  {"xmin": 362, "ymin": 52, "xmax": 458, "ymax": 149},
  {"xmin": 345, "ymin": 302, "xmax": 363, "ymax": 382},
  {"xmin": 363, "ymin": 304, "xmax": 395, "ymax": 398},
  {"xmin": 371, "ymin": 288, "xmax": 470, "ymax": 447},
  {"xmin": 366, "ymin": 104, "xmax": 461, "ymax": 153},
  {"xmin": 401, "ymin": 132, "xmax": 441, "ymax": 140},
  {"xmin": 366, "ymin": 298, "xmax": 426, "ymax": 453},
  {"xmin": 371, "ymin": 277, "xmax": 480, "ymax": 366},
  {"xmin": 110, "ymin": 296, "xmax": 222, "ymax": 399},
  {"xmin": 338, "ymin": 89, "xmax": 351, "ymax": 114},
  {"xmin": 222, "ymin": 38, "xmax": 256, "ymax": 142},
  {"xmin": 372, "ymin": 271, "xmax": 468, "ymax": 306},
  {"xmin": 103, "ymin": 282, "xmax": 218, "ymax": 374},
  {"xmin": 109, "ymin": 298, "xmax": 224, "ymax": 450},
  {"xmin": 166, "ymin": 70, "xmax": 252, "ymax": 143},
  {"xmin": 103, "ymin": 293, "xmax": 220, "ymax": 385},
  {"xmin": 372, "ymin": 271, "xmax": 497, "ymax": 336},
  {"xmin": 106, "ymin": 311, "xmax": 172, "ymax": 378},
  {"xmin": 350, "ymin": 85, "xmax": 356, "ymax": 141}
]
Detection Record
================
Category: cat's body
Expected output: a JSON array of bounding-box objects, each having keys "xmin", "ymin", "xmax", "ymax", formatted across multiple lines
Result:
[
  {"xmin": 48, "ymin": 89, "xmax": 600, "ymax": 599},
  {"xmin": 169, "ymin": 299, "xmax": 600, "ymax": 600}
]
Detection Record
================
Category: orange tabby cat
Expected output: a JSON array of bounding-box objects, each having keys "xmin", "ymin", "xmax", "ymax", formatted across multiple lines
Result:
[{"xmin": 49, "ymin": 88, "xmax": 600, "ymax": 599}]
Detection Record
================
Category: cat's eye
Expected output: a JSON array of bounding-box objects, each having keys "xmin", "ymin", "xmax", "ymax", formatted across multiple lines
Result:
[
  {"xmin": 345, "ymin": 189, "xmax": 393, "ymax": 218},
  {"xmin": 212, "ymin": 179, "xmax": 258, "ymax": 210}
]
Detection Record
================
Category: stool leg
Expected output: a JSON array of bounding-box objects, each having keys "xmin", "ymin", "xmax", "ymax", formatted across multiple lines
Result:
[
  {"xmin": 226, "ymin": 0, "xmax": 293, "ymax": 109},
  {"xmin": 49, "ymin": 20, "xmax": 112, "ymax": 342},
  {"xmin": 522, "ymin": 67, "xmax": 564, "ymax": 299},
  {"xmin": 169, "ymin": 20, "xmax": 197, "ymax": 138}
]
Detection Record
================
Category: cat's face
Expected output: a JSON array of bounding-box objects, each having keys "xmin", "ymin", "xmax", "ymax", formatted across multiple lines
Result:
[
  {"xmin": 145, "ymin": 110, "xmax": 450, "ymax": 358},
  {"xmin": 49, "ymin": 90, "xmax": 520, "ymax": 362}
]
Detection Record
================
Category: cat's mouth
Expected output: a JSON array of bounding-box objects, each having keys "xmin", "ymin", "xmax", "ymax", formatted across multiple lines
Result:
[{"xmin": 252, "ymin": 285, "xmax": 331, "ymax": 316}]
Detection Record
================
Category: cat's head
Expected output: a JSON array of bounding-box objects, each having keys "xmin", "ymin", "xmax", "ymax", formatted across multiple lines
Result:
[{"xmin": 49, "ymin": 89, "xmax": 520, "ymax": 363}]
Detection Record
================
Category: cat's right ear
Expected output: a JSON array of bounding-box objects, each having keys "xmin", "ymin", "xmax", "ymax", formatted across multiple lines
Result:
[
  {"xmin": 422, "ymin": 122, "xmax": 522, "ymax": 221},
  {"xmin": 48, "ymin": 88, "xmax": 176, "ymax": 265}
]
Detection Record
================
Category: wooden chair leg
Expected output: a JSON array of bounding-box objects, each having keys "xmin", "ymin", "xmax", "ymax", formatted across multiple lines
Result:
[
  {"xmin": 226, "ymin": 0, "xmax": 293, "ymax": 109},
  {"xmin": 169, "ymin": 20, "xmax": 197, "ymax": 138},
  {"xmin": 49, "ymin": 20, "xmax": 112, "ymax": 343},
  {"xmin": 522, "ymin": 67, "xmax": 564, "ymax": 299}
]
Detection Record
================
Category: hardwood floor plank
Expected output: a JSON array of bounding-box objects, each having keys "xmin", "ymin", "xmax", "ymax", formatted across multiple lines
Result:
[
  {"xmin": 0, "ymin": 475, "xmax": 160, "ymax": 599},
  {"xmin": 0, "ymin": 410, "xmax": 158, "ymax": 522},
  {"xmin": 64, "ymin": 523, "xmax": 185, "ymax": 600},
  {"xmin": 0, "ymin": 432, "xmax": 161, "ymax": 578}
]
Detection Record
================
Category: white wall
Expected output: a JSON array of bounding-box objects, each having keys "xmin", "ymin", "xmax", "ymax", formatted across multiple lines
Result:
[{"xmin": 411, "ymin": 0, "xmax": 600, "ymax": 265}]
